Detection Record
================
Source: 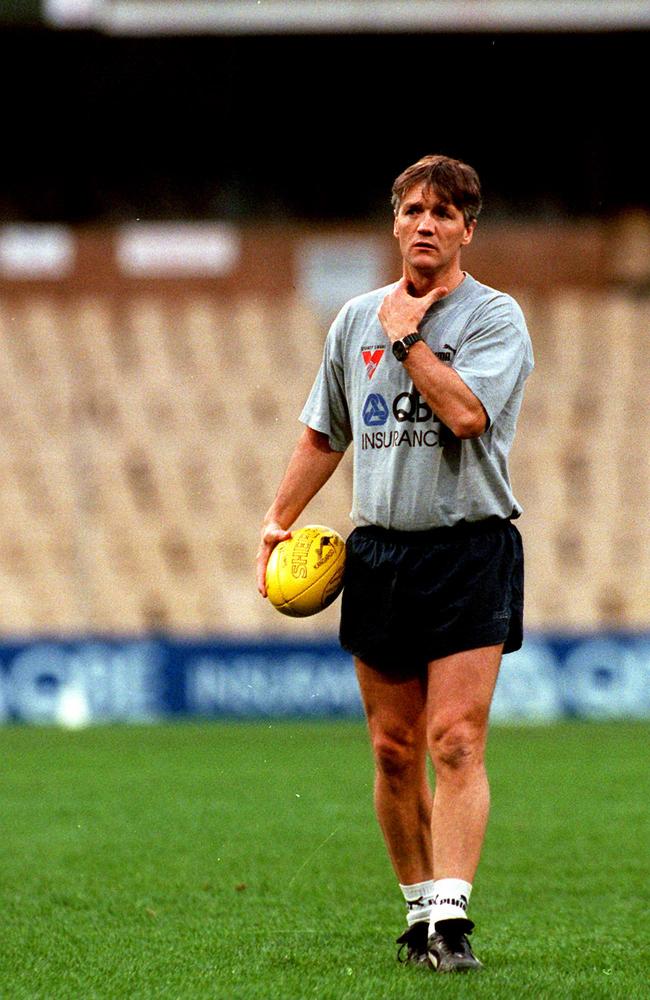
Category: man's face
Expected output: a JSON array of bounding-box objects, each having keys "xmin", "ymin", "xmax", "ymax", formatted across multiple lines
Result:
[{"xmin": 393, "ymin": 182, "xmax": 475, "ymax": 276}]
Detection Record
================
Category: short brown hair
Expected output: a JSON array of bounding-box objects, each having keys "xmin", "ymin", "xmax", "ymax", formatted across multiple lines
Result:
[{"xmin": 391, "ymin": 154, "xmax": 482, "ymax": 225}]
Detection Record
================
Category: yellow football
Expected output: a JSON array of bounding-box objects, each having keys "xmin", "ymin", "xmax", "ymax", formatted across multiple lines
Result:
[{"xmin": 266, "ymin": 524, "xmax": 346, "ymax": 618}]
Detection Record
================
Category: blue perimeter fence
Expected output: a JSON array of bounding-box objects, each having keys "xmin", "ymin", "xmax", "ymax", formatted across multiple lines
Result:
[{"xmin": 1, "ymin": 632, "xmax": 649, "ymax": 725}]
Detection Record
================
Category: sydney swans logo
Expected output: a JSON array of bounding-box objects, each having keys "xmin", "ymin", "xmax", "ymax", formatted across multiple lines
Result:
[{"xmin": 361, "ymin": 346, "xmax": 385, "ymax": 379}]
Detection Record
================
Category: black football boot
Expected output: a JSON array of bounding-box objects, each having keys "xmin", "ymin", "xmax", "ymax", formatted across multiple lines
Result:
[{"xmin": 426, "ymin": 918, "xmax": 483, "ymax": 972}]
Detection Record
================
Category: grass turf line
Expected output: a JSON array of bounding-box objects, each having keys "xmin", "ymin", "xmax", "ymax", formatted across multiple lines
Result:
[{"xmin": 0, "ymin": 720, "xmax": 648, "ymax": 999}]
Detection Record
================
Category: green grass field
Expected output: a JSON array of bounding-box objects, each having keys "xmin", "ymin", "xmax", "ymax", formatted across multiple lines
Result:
[{"xmin": 0, "ymin": 720, "xmax": 648, "ymax": 999}]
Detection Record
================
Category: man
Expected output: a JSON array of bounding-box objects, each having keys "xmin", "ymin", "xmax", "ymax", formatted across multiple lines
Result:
[{"xmin": 256, "ymin": 154, "xmax": 533, "ymax": 973}]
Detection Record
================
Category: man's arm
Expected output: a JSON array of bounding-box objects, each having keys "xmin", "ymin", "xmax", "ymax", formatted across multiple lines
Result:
[
  {"xmin": 256, "ymin": 426, "xmax": 344, "ymax": 597},
  {"xmin": 402, "ymin": 344, "xmax": 487, "ymax": 439},
  {"xmin": 378, "ymin": 279, "xmax": 487, "ymax": 439}
]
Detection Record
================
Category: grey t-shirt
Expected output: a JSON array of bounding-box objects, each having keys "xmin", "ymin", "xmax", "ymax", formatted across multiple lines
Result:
[{"xmin": 300, "ymin": 273, "xmax": 534, "ymax": 531}]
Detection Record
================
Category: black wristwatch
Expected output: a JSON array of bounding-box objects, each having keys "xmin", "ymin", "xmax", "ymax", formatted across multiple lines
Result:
[{"xmin": 391, "ymin": 331, "xmax": 423, "ymax": 362}]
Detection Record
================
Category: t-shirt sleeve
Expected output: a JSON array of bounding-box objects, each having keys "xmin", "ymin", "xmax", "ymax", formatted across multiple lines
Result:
[
  {"xmin": 453, "ymin": 296, "xmax": 533, "ymax": 427},
  {"xmin": 299, "ymin": 312, "xmax": 352, "ymax": 452}
]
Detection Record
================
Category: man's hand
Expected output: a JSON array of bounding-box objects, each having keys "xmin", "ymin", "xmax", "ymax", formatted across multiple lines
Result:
[
  {"xmin": 378, "ymin": 278, "xmax": 448, "ymax": 343},
  {"xmin": 256, "ymin": 522, "xmax": 292, "ymax": 597},
  {"xmin": 256, "ymin": 427, "xmax": 344, "ymax": 599}
]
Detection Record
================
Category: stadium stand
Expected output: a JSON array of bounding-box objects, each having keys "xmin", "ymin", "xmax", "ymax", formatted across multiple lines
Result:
[{"xmin": 0, "ymin": 224, "xmax": 648, "ymax": 637}]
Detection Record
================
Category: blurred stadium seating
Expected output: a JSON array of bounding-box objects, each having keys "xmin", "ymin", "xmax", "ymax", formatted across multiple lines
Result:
[{"xmin": 0, "ymin": 220, "xmax": 648, "ymax": 638}]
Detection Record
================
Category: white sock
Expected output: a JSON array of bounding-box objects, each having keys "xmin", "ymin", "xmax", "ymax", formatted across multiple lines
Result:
[
  {"xmin": 399, "ymin": 880, "xmax": 436, "ymax": 927},
  {"xmin": 429, "ymin": 878, "xmax": 472, "ymax": 929}
]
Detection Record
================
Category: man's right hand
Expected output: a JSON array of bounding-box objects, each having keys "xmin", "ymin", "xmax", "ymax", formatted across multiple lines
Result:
[
  {"xmin": 255, "ymin": 427, "xmax": 344, "ymax": 599},
  {"xmin": 256, "ymin": 522, "xmax": 292, "ymax": 597}
]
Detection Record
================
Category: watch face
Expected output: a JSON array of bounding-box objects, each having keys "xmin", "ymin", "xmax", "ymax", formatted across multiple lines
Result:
[{"xmin": 392, "ymin": 340, "xmax": 408, "ymax": 361}]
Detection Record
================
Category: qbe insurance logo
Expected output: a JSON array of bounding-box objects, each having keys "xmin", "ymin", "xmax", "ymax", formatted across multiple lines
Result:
[{"xmin": 362, "ymin": 393, "xmax": 389, "ymax": 426}]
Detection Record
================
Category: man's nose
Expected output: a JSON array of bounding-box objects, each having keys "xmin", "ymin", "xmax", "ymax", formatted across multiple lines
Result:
[{"xmin": 417, "ymin": 214, "xmax": 435, "ymax": 232}]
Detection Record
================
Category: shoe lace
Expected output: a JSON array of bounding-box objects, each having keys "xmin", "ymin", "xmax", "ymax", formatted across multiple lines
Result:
[
  {"xmin": 396, "ymin": 922, "xmax": 428, "ymax": 963},
  {"xmin": 396, "ymin": 943, "xmax": 409, "ymax": 964}
]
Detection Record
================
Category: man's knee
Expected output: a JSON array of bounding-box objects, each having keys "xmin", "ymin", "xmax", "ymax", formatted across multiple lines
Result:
[
  {"xmin": 372, "ymin": 727, "xmax": 425, "ymax": 781},
  {"xmin": 428, "ymin": 717, "xmax": 487, "ymax": 772}
]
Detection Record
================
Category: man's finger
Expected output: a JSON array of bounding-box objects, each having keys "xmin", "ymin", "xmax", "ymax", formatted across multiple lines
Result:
[
  {"xmin": 256, "ymin": 527, "xmax": 292, "ymax": 598},
  {"xmin": 257, "ymin": 556, "xmax": 269, "ymax": 597},
  {"xmin": 426, "ymin": 284, "xmax": 449, "ymax": 303}
]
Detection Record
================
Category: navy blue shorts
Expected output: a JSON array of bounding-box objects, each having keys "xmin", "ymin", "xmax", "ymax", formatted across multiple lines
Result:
[{"xmin": 339, "ymin": 517, "xmax": 524, "ymax": 673}]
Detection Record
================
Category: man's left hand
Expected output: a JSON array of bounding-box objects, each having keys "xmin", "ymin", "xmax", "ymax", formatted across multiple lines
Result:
[{"xmin": 378, "ymin": 278, "xmax": 448, "ymax": 343}]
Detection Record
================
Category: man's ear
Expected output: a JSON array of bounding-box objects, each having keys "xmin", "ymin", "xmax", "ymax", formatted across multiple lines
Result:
[
  {"xmin": 462, "ymin": 220, "xmax": 477, "ymax": 246},
  {"xmin": 393, "ymin": 213, "xmax": 399, "ymax": 238}
]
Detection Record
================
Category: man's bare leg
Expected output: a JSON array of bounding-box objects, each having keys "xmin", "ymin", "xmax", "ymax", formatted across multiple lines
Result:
[
  {"xmin": 426, "ymin": 644, "xmax": 503, "ymax": 882},
  {"xmin": 355, "ymin": 658, "xmax": 432, "ymax": 884}
]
